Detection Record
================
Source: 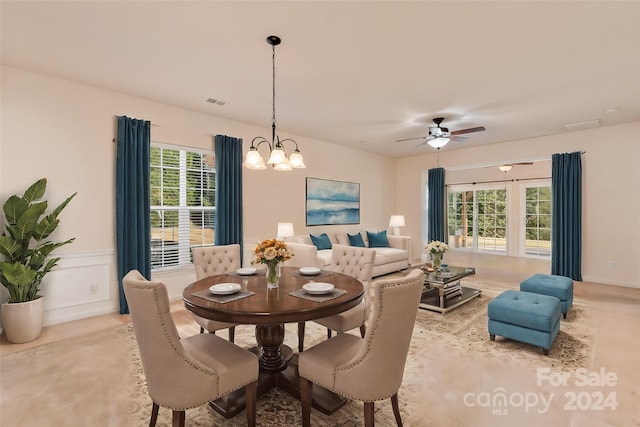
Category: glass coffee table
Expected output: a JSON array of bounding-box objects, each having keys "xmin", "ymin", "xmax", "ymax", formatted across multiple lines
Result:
[{"xmin": 419, "ymin": 266, "xmax": 481, "ymax": 313}]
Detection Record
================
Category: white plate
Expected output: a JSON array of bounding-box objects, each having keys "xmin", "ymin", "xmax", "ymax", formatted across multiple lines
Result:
[
  {"xmin": 209, "ymin": 283, "xmax": 242, "ymax": 295},
  {"xmin": 236, "ymin": 267, "xmax": 257, "ymax": 276},
  {"xmin": 302, "ymin": 282, "xmax": 335, "ymax": 295},
  {"xmin": 299, "ymin": 267, "xmax": 321, "ymax": 276}
]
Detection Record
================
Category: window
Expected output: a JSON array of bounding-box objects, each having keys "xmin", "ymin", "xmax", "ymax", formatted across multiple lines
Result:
[
  {"xmin": 447, "ymin": 185, "xmax": 508, "ymax": 254},
  {"xmin": 150, "ymin": 143, "xmax": 216, "ymax": 270},
  {"xmin": 520, "ymin": 183, "xmax": 551, "ymax": 258}
]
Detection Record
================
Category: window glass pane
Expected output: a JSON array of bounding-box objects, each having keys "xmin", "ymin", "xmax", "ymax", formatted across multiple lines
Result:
[
  {"xmin": 524, "ymin": 185, "xmax": 552, "ymax": 257},
  {"xmin": 150, "ymin": 144, "xmax": 216, "ymax": 270}
]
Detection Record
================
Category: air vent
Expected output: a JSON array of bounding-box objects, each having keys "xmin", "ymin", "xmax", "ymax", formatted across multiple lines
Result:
[{"xmin": 206, "ymin": 98, "xmax": 226, "ymax": 106}]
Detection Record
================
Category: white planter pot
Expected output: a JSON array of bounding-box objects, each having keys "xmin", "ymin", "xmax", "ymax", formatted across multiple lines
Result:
[{"xmin": 2, "ymin": 296, "xmax": 44, "ymax": 344}]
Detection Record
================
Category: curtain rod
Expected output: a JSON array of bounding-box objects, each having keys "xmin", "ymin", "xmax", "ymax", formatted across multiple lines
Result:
[{"xmin": 446, "ymin": 177, "xmax": 552, "ymax": 186}]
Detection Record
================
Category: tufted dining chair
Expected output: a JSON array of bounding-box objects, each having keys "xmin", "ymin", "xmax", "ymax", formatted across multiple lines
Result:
[
  {"xmin": 298, "ymin": 244, "xmax": 375, "ymax": 352},
  {"xmin": 190, "ymin": 244, "xmax": 240, "ymax": 341},
  {"xmin": 298, "ymin": 268, "xmax": 424, "ymax": 427},
  {"xmin": 123, "ymin": 270, "xmax": 259, "ymax": 427}
]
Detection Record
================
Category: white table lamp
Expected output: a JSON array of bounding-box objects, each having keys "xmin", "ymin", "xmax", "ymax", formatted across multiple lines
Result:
[
  {"xmin": 389, "ymin": 215, "xmax": 405, "ymax": 236},
  {"xmin": 277, "ymin": 222, "xmax": 295, "ymax": 240}
]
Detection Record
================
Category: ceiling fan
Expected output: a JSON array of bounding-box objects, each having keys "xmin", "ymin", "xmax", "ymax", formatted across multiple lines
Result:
[
  {"xmin": 496, "ymin": 162, "xmax": 534, "ymax": 172},
  {"xmin": 396, "ymin": 117, "xmax": 486, "ymax": 149}
]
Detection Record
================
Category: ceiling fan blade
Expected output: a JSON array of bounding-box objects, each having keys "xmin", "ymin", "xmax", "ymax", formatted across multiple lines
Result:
[
  {"xmin": 451, "ymin": 136, "xmax": 469, "ymax": 143},
  {"xmin": 396, "ymin": 136, "xmax": 425, "ymax": 143},
  {"xmin": 451, "ymin": 126, "xmax": 486, "ymax": 136},
  {"xmin": 512, "ymin": 162, "xmax": 534, "ymax": 166}
]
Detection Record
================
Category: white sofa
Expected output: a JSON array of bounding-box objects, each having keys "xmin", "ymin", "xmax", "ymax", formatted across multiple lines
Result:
[{"xmin": 284, "ymin": 232, "xmax": 410, "ymax": 277}]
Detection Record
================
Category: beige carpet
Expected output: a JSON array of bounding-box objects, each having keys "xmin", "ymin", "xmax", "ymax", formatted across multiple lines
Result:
[{"xmin": 1, "ymin": 279, "xmax": 593, "ymax": 426}]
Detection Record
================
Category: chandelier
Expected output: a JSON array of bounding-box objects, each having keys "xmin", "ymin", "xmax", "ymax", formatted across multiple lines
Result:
[{"xmin": 244, "ymin": 35, "xmax": 306, "ymax": 171}]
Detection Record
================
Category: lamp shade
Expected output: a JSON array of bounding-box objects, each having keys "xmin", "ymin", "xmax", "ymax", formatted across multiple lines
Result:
[
  {"xmin": 427, "ymin": 137, "xmax": 449, "ymax": 149},
  {"xmin": 389, "ymin": 215, "xmax": 405, "ymax": 236},
  {"xmin": 288, "ymin": 151, "xmax": 306, "ymax": 168},
  {"xmin": 245, "ymin": 149, "xmax": 266, "ymax": 170},
  {"xmin": 499, "ymin": 164, "xmax": 513, "ymax": 172},
  {"xmin": 277, "ymin": 222, "xmax": 295, "ymax": 239},
  {"xmin": 389, "ymin": 215, "xmax": 405, "ymax": 227},
  {"xmin": 267, "ymin": 147, "xmax": 287, "ymax": 165},
  {"xmin": 273, "ymin": 161, "xmax": 292, "ymax": 171}
]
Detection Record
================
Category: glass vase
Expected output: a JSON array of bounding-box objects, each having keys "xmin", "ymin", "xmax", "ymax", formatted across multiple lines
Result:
[
  {"xmin": 266, "ymin": 262, "xmax": 281, "ymax": 289},
  {"xmin": 431, "ymin": 252, "xmax": 443, "ymax": 271}
]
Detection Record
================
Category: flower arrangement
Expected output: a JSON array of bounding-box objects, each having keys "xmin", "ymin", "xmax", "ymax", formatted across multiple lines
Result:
[
  {"xmin": 425, "ymin": 240, "xmax": 448, "ymax": 269},
  {"xmin": 252, "ymin": 239, "xmax": 293, "ymax": 287},
  {"xmin": 425, "ymin": 240, "xmax": 449, "ymax": 255},
  {"xmin": 251, "ymin": 239, "xmax": 293, "ymax": 265}
]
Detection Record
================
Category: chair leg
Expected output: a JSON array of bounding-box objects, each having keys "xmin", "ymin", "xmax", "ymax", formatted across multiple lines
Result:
[
  {"xmin": 298, "ymin": 321, "xmax": 306, "ymax": 352},
  {"xmin": 301, "ymin": 377, "xmax": 313, "ymax": 427},
  {"xmin": 172, "ymin": 410, "xmax": 185, "ymax": 427},
  {"xmin": 364, "ymin": 401, "xmax": 375, "ymax": 427},
  {"xmin": 245, "ymin": 380, "xmax": 258, "ymax": 427},
  {"xmin": 391, "ymin": 393, "xmax": 403, "ymax": 427},
  {"xmin": 327, "ymin": 328, "xmax": 332, "ymax": 339},
  {"xmin": 149, "ymin": 402, "xmax": 159, "ymax": 427},
  {"xmin": 360, "ymin": 324, "xmax": 366, "ymax": 338},
  {"xmin": 228, "ymin": 326, "xmax": 236, "ymax": 343}
]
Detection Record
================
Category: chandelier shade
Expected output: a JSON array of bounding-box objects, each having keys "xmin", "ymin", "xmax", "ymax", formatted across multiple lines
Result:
[{"xmin": 244, "ymin": 35, "xmax": 306, "ymax": 171}]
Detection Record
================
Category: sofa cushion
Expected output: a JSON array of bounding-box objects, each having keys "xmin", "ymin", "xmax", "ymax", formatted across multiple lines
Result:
[
  {"xmin": 366, "ymin": 230, "xmax": 390, "ymax": 248},
  {"xmin": 317, "ymin": 249, "xmax": 332, "ymax": 266},
  {"xmin": 310, "ymin": 233, "xmax": 332, "ymax": 250},
  {"xmin": 348, "ymin": 232, "xmax": 366, "ymax": 247},
  {"xmin": 373, "ymin": 247, "xmax": 408, "ymax": 264}
]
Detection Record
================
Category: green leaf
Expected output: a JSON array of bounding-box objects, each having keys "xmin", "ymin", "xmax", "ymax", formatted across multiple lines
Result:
[
  {"xmin": 0, "ymin": 262, "xmax": 37, "ymax": 288},
  {"xmin": 14, "ymin": 202, "xmax": 47, "ymax": 243},
  {"xmin": 3, "ymin": 195, "xmax": 28, "ymax": 225},
  {"xmin": 0, "ymin": 235, "xmax": 22, "ymax": 261},
  {"xmin": 33, "ymin": 213, "xmax": 60, "ymax": 241},
  {"xmin": 51, "ymin": 192, "xmax": 77, "ymax": 218},
  {"xmin": 22, "ymin": 178, "xmax": 47, "ymax": 204}
]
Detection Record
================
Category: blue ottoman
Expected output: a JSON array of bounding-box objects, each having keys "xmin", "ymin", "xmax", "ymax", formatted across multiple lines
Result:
[
  {"xmin": 520, "ymin": 274, "xmax": 573, "ymax": 319},
  {"xmin": 488, "ymin": 290, "xmax": 561, "ymax": 355}
]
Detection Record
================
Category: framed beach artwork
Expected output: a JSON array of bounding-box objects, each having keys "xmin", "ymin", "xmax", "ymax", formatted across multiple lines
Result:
[{"xmin": 306, "ymin": 177, "xmax": 360, "ymax": 226}]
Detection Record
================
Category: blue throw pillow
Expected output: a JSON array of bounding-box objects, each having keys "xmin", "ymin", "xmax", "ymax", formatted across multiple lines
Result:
[
  {"xmin": 367, "ymin": 230, "xmax": 390, "ymax": 248},
  {"xmin": 310, "ymin": 233, "xmax": 332, "ymax": 250},
  {"xmin": 348, "ymin": 232, "xmax": 366, "ymax": 247}
]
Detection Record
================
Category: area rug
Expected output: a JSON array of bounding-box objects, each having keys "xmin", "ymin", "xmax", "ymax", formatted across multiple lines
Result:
[{"xmin": 0, "ymin": 278, "xmax": 593, "ymax": 426}]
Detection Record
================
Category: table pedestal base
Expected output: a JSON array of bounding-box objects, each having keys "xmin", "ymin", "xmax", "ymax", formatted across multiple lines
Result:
[{"xmin": 209, "ymin": 345, "xmax": 346, "ymax": 418}]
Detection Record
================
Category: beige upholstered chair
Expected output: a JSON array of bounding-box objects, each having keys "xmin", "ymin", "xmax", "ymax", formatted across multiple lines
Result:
[
  {"xmin": 190, "ymin": 244, "xmax": 240, "ymax": 341},
  {"xmin": 299, "ymin": 268, "xmax": 424, "ymax": 427},
  {"xmin": 298, "ymin": 244, "xmax": 375, "ymax": 352},
  {"xmin": 283, "ymin": 242, "xmax": 324, "ymax": 269},
  {"xmin": 123, "ymin": 270, "xmax": 259, "ymax": 427}
]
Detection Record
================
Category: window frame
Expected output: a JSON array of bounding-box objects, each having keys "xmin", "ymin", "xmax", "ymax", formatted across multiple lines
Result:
[
  {"xmin": 518, "ymin": 180, "xmax": 552, "ymax": 259},
  {"xmin": 447, "ymin": 183, "xmax": 510, "ymax": 255},
  {"xmin": 150, "ymin": 142, "xmax": 216, "ymax": 271}
]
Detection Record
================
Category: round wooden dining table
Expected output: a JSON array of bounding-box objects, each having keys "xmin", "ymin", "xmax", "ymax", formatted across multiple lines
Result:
[{"xmin": 183, "ymin": 266, "xmax": 364, "ymax": 418}]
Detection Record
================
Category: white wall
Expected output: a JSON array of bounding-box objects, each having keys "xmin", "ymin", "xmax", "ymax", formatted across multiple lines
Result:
[
  {"xmin": 395, "ymin": 122, "xmax": 640, "ymax": 288},
  {"xmin": 2, "ymin": 65, "xmax": 638, "ymax": 327},
  {"xmin": 1, "ymin": 66, "xmax": 395, "ymax": 325}
]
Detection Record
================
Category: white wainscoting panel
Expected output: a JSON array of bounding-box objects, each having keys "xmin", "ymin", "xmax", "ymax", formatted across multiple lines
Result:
[{"xmin": 39, "ymin": 251, "xmax": 117, "ymax": 326}]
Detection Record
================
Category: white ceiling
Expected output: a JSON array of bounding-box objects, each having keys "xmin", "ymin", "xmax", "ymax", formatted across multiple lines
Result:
[{"xmin": 2, "ymin": 1, "xmax": 639, "ymax": 158}]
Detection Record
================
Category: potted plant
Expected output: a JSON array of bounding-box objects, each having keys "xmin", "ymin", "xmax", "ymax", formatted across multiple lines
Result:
[{"xmin": 0, "ymin": 178, "xmax": 76, "ymax": 343}]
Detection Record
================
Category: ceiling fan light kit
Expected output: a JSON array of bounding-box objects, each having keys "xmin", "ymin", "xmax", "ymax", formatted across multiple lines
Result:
[
  {"xmin": 396, "ymin": 117, "xmax": 486, "ymax": 149},
  {"xmin": 428, "ymin": 137, "xmax": 450, "ymax": 148}
]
